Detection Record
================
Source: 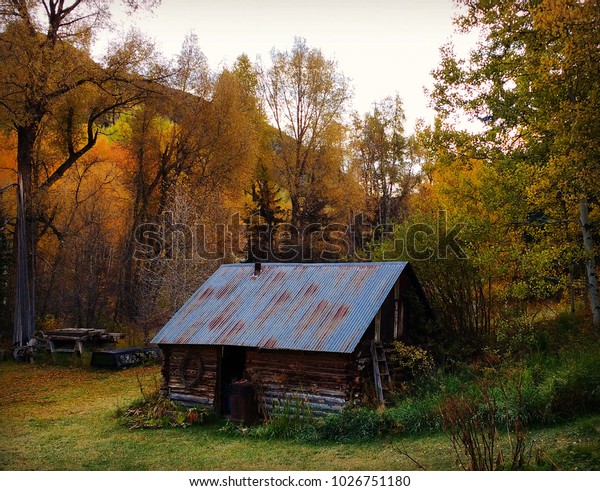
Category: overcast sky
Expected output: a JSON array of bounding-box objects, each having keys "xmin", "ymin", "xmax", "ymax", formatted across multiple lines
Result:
[{"xmin": 101, "ymin": 0, "xmax": 477, "ymax": 132}]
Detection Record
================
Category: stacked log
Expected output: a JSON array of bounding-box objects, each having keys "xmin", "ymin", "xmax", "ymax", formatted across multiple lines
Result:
[{"xmin": 246, "ymin": 349, "xmax": 355, "ymax": 416}]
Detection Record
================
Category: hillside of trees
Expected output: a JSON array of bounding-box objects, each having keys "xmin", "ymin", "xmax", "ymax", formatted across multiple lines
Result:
[{"xmin": 1, "ymin": 0, "xmax": 599, "ymax": 358}]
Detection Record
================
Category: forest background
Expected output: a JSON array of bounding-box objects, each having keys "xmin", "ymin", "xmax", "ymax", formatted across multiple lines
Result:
[{"xmin": 1, "ymin": 0, "xmax": 599, "ymax": 359}]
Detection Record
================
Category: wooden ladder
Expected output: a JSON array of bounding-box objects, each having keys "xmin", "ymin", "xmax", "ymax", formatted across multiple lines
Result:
[{"xmin": 371, "ymin": 341, "xmax": 391, "ymax": 404}]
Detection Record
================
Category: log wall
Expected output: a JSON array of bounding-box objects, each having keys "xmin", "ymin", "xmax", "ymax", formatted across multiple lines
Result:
[
  {"xmin": 245, "ymin": 349, "xmax": 356, "ymax": 416},
  {"xmin": 159, "ymin": 345, "xmax": 369, "ymax": 414},
  {"xmin": 160, "ymin": 344, "xmax": 218, "ymax": 407}
]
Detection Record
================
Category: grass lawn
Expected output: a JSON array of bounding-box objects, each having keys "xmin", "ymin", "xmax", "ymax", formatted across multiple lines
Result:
[{"xmin": 1, "ymin": 360, "xmax": 599, "ymax": 471}]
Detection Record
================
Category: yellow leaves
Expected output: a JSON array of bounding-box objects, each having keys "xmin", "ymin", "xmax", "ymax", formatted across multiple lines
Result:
[
  {"xmin": 417, "ymin": 156, "xmax": 487, "ymax": 216},
  {"xmin": 207, "ymin": 70, "xmax": 259, "ymax": 192},
  {"xmin": 532, "ymin": 0, "xmax": 573, "ymax": 34},
  {"xmin": 389, "ymin": 341, "xmax": 435, "ymax": 377},
  {"xmin": 37, "ymin": 133, "xmax": 131, "ymax": 251},
  {"xmin": 533, "ymin": 0, "xmax": 600, "ymax": 79}
]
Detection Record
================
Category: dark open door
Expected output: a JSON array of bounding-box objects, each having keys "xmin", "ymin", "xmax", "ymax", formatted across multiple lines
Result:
[{"xmin": 217, "ymin": 346, "xmax": 247, "ymax": 415}]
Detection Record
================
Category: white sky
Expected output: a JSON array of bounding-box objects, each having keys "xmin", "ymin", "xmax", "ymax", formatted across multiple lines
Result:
[{"xmin": 101, "ymin": 0, "xmax": 478, "ymax": 132}]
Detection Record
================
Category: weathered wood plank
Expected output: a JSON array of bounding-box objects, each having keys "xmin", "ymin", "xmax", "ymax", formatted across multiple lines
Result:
[
  {"xmin": 259, "ymin": 384, "xmax": 347, "ymax": 398},
  {"xmin": 246, "ymin": 348, "xmax": 354, "ymax": 416},
  {"xmin": 263, "ymin": 395, "xmax": 345, "ymax": 408},
  {"xmin": 262, "ymin": 402, "xmax": 344, "ymax": 414},
  {"xmin": 371, "ymin": 341, "xmax": 384, "ymax": 404},
  {"xmin": 161, "ymin": 345, "xmax": 219, "ymax": 406},
  {"xmin": 169, "ymin": 393, "xmax": 213, "ymax": 406},
  {"xmin": 159, "ymin": 344, "xmax": 373, "ymax": 415}
]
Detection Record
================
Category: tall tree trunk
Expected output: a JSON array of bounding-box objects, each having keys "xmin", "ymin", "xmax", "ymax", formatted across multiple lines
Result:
[
  {"xmin": 579, "ymin": 197, "xmax": 600, "ymax": 328},
  {"xmin": 13, "ymin": 125, "xmax": 36, "ymax": 345}
]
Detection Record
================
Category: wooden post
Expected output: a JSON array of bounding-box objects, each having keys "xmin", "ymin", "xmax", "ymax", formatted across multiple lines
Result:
[
  {"xmin": 48, "ymin": 339, "xmax": 56, "ymax": 363},
  {"xmin": 74, "ymin": 340, "xmax": 83, "ymax": 357},
  {"xmin": 370, "ymin": 341, "xmax": 384, "ymax": 404},
  {"xmin": 393, "ymin": 281, "xmax": 401, "ymax": 339}
]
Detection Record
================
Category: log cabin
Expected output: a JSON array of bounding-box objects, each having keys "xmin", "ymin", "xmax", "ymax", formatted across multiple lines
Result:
[{"xmin": 151, "ymin": 262, "xmax": 431, "ymax": 417}]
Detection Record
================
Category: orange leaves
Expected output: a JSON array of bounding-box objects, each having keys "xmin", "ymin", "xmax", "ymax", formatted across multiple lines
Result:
[{"xmin": 0, "ymin": 131, "xmax": 17, "ymax": 187}]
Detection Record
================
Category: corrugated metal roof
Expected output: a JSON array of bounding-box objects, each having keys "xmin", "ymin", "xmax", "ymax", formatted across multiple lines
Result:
[{"xmin": 151, "ymin": 262, "xmax": 410, "ymax": 353}]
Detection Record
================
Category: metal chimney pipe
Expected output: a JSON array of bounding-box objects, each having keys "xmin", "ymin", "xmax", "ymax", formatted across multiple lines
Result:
[{"xmin": 254, "ymin": 262, "xmax": 261, "ymax": 276}]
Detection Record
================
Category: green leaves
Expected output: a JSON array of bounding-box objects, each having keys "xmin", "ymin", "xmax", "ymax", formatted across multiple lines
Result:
[{"xmin": 426, "ymin": 0, "xmax": 600, "ymax": 319}]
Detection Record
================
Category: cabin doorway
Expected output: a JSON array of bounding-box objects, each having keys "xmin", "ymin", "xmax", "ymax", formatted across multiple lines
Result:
[{"xmin": 219, "ymin": 346, "xmax": 247, "ymax": 414}]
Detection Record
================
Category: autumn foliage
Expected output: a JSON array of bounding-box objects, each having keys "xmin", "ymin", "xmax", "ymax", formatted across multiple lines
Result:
[{"xmin": 1, "ymin": 0, "xmax": 600, "ymax": 352}]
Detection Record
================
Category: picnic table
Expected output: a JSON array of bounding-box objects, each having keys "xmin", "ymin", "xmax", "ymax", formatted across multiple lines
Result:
[{"xmin": 13, "ymin": 328, "xmax": 124, "ymax": 361}]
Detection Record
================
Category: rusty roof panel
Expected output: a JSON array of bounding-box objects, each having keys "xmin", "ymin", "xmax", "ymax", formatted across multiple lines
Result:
[{"xmin": 151, "ymin": 262, "xmax": 409, "ymax": 353}]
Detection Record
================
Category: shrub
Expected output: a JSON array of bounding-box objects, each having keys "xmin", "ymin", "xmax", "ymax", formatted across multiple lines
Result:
[
  {"xmin": 221, "ymin": 406, "xmax": 399, "ymax": 443},
  {"xmin": 386, "ymin": 396, "xmax": 442, "ymax": 433},
  {"xmin": 263, "ymin": 395, "xmax": 315, "ymax": 439},
  {"xmin": 222, "ymin": 396, "xmax": 316, "ymax": 440},
  {"xmin": 386, "ymin": 366, "xmax": 477, "ymax": 433},
  {"xmin": 543, "ymin": 347, "xmax": 600, "ymax": 417},
  {"xmin": 513, "ymin": 367, "xmax": 553, "ymax": 425},
  {"xmin": 440, "ymin": 377, "xmax": 532, "ymax": 471},
  {"xmin": 118, "ymin": 390, "xmax": 213, "ymax": 429},
  {"xmin": 389, "ymin": 341, "xmax": 435, "ymax": 379},
  {"xmin": 495, "ymin": 315, "xmax": 536, "ymax": 358},
  {"xmin": 313, "ymin": 408, "xmax": 398, "ymax": 442}
]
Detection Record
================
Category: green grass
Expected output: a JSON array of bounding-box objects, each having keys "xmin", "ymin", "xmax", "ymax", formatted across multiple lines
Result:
[{"xmin": 0, "ymin": 360, "xmax": 599, "ymax": 470}]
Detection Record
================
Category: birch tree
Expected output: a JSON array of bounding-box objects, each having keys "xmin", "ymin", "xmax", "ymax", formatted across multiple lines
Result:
[{"xmin": 431, "ymin": 0, "xmax": 600, "ymax": 326}]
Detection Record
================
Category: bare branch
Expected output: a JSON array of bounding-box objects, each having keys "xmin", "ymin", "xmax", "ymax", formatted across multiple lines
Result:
[{"xmin": 0, "ymin": 182, "xmax": 17, "ymax": 195}]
